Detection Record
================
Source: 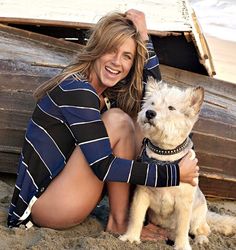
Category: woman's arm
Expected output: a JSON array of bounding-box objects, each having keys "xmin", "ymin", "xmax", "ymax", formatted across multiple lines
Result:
[
  {"xmin": 143, "ymin": 38, "xmax": 161, "ymax": 81},
  {"xmin": 92, "ymin": 153, "xmax": 180, "ymax": 187},
  {"xmin": 126, "ymin": 9, "xmax": 161, "ymax": 82}
]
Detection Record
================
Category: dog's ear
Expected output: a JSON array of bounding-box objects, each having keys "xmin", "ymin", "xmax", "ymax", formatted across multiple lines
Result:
[
  {"xmin": 145, "ymin": 76, "xmax": 163, "ymax": 97},
  {"xmin": 189, "ymin": 86, "xmax": 204, "ymax": 115}
]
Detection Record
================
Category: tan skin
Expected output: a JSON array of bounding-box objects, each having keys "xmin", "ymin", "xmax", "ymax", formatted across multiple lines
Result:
[{"xmin": 31, "ymin": 9, "xmax": 199, "ymax": 241}]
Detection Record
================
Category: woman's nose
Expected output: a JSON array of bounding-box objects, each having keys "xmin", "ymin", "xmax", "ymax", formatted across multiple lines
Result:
[{"xmin": 112, "ymin": 53, "xmax": 121, "ymax": 65}]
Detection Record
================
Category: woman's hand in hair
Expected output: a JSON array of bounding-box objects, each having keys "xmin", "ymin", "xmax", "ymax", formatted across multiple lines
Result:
[{"xmin": 125, "ymin": 9, "xmax": 149, "ymax": 42}]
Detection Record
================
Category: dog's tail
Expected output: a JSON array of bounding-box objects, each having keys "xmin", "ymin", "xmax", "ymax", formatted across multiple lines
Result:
[{"xmin": 207, "ymin": 211, "xmax": 236, "ymax": 235}]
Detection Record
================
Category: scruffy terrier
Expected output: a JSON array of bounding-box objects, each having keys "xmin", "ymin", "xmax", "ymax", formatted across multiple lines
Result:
[{"xmin": 120, "ymin": 78, "xmax": 236, "ymax": 250}]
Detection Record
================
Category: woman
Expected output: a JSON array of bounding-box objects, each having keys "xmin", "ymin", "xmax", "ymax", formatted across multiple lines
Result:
[{"xmin": 8, "ymin": 9, "xmax": 199, "ymax": 238}]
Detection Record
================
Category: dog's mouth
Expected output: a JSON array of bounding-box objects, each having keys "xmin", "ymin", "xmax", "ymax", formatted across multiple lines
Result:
[
  {"xmin": 143, "ymin": 119, "xmax": 155, "ymax": 127},
  {"xmin": 138, "ymin": 109, "xmax": 157, "ymax": 129},
  {"xmin": 141, "ymin": 109, "xmax": 157, "ymax": 127}
]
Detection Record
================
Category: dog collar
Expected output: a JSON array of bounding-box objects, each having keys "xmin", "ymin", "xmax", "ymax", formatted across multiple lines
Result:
[
  {"xmin": 139, "ymin": 148, "xmax": 180, "ymax": 165},
  {"xmin": 144, "ymin": 137, "xmax": 189, "ymax": 155}
]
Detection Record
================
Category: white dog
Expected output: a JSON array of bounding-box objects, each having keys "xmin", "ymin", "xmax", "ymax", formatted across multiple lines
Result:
[{"xmin": 120, "ymin": 78, "xmax": 236, "ymax": 250}]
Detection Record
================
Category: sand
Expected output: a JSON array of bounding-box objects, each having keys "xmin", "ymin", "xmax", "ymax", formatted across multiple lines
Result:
[
  {"xmin": 0, "ymin": 174, "xmax": 235, "ymax": 250},
  {"xmin": 205, "ymin": 35, "xmax": 236, "ymax": 84}
]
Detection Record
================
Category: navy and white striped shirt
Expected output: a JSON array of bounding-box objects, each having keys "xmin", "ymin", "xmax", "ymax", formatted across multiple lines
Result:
[{"xmin": 8, "ymin": 40, "xmax": 179, "ymax": 227}]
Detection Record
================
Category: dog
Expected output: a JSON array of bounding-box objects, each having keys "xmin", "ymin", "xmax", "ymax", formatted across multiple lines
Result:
[{"xmin": 120, "ymin": 78, "xmax": 236, "ymax": 250}]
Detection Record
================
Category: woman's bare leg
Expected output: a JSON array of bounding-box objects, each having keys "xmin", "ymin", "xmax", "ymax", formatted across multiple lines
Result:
[
  {"xmin": 31, "ymin": 108, "xmax": 138, "ymax": 230},
  {"xmin": 31, "ymin": 146, "xmax": 104, "ymax": 229},
  {"xmin": 101, "ymin": 109, "xmax": 138, "ymax": 234}
]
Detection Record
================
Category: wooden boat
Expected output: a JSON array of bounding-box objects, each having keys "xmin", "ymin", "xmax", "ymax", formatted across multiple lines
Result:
[
  {"xmin": 0, "ymin": 0, "xmax": 216, "ymax": 76},
  {"xmin": 0, "ymin": 0, "xmax": 235, "ymax": 199}
]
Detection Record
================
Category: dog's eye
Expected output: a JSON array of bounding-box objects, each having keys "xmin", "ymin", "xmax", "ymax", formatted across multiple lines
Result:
[
  {"xmin": 151, "ymin": 102, "xmax": 155, "ymax": 105},
  {"xmin": 168, "ymin": 106, "xmax": 176, "ymax": 111}
]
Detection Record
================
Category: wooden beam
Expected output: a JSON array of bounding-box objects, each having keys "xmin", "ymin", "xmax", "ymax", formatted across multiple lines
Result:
[{"xmin": 200, "ymin": 176, "xmax": 236, "ymax": 200}]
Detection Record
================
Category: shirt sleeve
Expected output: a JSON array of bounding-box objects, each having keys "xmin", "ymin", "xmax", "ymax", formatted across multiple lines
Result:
[
  {"xmin": 143, "ymin": 37, "xmax": 162, "ymax": 82},
  {"xmin": 54, "ymin": 80, "xmax": 180, "ymax": 187}
]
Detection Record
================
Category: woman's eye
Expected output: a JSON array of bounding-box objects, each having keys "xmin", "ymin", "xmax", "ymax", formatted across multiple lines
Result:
[
  {"xmin": 168, "ymin": 106, "xmax": 176, "ymax": 111},
  {"xmin": 124, "ymin": 54, "xmax": 132, "ymax": 60}
]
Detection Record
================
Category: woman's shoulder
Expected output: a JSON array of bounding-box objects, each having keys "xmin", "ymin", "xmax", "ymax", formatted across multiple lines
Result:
[
  {"xmin": 59, "ymin": 74, "xmax": 90, "ymax": 89},
  {"xmin": 58, "ymin": 74, "xmax": 97, "ymax": 94},
  {"xmin": 48, "ymin": 74, "xmax": 100, "ymax": 108}
]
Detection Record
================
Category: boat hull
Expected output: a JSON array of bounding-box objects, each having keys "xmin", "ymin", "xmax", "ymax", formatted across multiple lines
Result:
[{"xmin": 0, "ymin": 24, "xmax": 235, "ymax": 199}]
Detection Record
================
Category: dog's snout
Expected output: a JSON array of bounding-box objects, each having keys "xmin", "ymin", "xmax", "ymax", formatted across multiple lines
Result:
[{"xmin": 146, "ymin": 110, "xmax": 156, "ymax": 120}]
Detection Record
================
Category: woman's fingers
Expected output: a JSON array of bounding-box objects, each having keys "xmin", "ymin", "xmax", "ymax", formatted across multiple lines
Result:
[{"xmin": 125, "ymin": 9, "xmax": 149, "ymax": 41}]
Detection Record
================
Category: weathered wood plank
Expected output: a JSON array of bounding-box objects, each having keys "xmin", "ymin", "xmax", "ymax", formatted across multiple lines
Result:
[
  {"xmin": 0, "ymin": 59, "xmax": 62, "ymax": 77},
  {"xmin": 193, "ymin": 133, "xmax": 236, "ymax": 158},
  {"xmin": 161, "ymin": 64, "xmax": 236, "ymax": 101},
  {"xmin": 197, "ymin": 151, "xmax": 236, "ymax": 177},
  {"xmin": 0, "ymin": 23, "xmax": 82, "ymax": 51},
  {"xmin": 0, "ymin": 91, "xmax": 35, "ymax": 112},
  {"xmin": 194, "ymin": 116, "xmax": 236, "ymax": 141},
  {"xmin": 199, "ymin": 176, "xmax": 236, "ymax": 200},
  {"xmin": 199, "ymin": 104, "xmax": 236, "ymax": 126},
  {"xmin": 0, "ymin": 24, "xmax": 80, "ymax": 77},
  {"xmin": 0, "ymin": 129, "xmax": 25, "ymax": 152},
  {"xmin": 0, "ymin": 152, "xmax": 19, "ymax": 174},
  {"xmin": 0, "ymin": 74, "xmax": 49, "ymax": 92},
  {"xmin": 0, "ymin": 110, "xmax": 30, "ymax": 130}
]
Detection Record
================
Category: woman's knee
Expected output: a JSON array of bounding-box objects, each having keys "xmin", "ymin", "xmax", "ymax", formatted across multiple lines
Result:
[{"xmin": 102, "ymin": 108, "xmax": 135, "ymax": 137}]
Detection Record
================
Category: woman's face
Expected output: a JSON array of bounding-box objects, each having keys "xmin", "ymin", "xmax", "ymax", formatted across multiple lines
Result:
[{"xmin": 89, "ymin": 37, "xmax": 136, "ymax": 94}]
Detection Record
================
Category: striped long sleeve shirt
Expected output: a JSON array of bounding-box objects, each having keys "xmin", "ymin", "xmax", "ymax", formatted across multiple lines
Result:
[{"xmin": 8, "ymin": 39, "xmax": 179, "ymax": 228}]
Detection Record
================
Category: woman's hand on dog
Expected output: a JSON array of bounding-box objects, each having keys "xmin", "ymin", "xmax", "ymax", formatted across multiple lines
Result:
[{"xmin": 179, "ymin": 150, "xmax": 199, "ymax": 186}]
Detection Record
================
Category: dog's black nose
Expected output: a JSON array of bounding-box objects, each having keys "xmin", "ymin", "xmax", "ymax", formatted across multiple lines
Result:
[{"xmin": 146, "ymin": 110, "xmax": 156, "ymax": 120}]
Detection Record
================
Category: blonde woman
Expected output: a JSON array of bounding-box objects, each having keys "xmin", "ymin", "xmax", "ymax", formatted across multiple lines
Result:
[{"xmin": 8, "ymin": 9, "xmax": 199, "ymax": 240}]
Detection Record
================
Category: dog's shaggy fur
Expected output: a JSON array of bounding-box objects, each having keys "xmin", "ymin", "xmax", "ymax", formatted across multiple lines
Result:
[{"xmin": 120, "ymin": 78, "xmax": 236, "ymax": 250}]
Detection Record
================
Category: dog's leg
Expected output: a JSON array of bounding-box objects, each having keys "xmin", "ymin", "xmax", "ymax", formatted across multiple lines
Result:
[
  {"xmin": 190, "ymin": 189, "xmax": 210, "ymax": 245},
  {"xmin": 174, "ymin": 192, "xmax": 194, "ymax": 250},
  {"xmin": 193, "ymin": 222, "xmax": 210, "ymax": 245},
  {"xmin": 119, "ymin": 187, "xmax": 150, "ymax": 244}
]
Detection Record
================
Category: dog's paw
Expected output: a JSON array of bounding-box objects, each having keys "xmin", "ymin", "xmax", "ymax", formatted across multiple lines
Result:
[
  {"xmin": 174, "ymin": 242, "xmax": 192, "ymax": 250},
  {"xmin": 195, "ymin": 235, "xmax": 209, "ymax": 245},
  {"xmin": 174, "ymin": 247, "xmax": 192, "ymax": 250},
  {"xmin": 119, "ymin": 234, "xmax": 141, "ymax": 244}
]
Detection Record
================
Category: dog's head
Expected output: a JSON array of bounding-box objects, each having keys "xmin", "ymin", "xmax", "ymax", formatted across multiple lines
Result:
[{"xmin": 138, "ymin": 77, "xmax": 204, "ymax": 148}]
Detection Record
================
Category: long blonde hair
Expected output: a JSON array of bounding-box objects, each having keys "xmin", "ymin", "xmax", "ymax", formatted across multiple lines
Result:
[{"xmin": 34, "ymin": 12, "xmax": 148, "ymax": 116}]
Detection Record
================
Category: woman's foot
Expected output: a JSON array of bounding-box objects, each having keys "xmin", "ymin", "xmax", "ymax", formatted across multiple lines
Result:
[
  {"xmin": 105, "ymin": 215, "xmax": 128, "ymax": 235},
  {"xmin": 141, "ymin": 223, "xmax": 169, "ymax": 241}
]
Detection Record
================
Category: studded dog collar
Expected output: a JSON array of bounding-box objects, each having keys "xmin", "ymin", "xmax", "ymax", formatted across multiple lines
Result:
[{"xmin": 144, "ymin": 137, "xmax": 190, "ymax": 156}]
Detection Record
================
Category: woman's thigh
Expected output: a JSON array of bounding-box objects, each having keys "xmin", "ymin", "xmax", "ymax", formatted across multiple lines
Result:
[{"xmin": 31, "ymin": 146, "xmax": 104, "ymax": 229}]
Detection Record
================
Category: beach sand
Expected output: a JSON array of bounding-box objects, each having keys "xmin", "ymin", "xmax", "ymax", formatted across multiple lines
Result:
[
  {"xmin": 0, "ymin": 175, "xmax": 236, "ymax": 250},
  {"xmin": 205, "ymin": 35, "xmax": 236, "ymax": 84}
]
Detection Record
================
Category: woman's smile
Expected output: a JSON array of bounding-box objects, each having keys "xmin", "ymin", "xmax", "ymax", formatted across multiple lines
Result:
[
  {"xmin": 104, "ymin": 65, "xmax": 121, "ymax": 79},
  {"xmin": 89, "ymin": 37, "xmax": 136, "ymax": 94}
]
